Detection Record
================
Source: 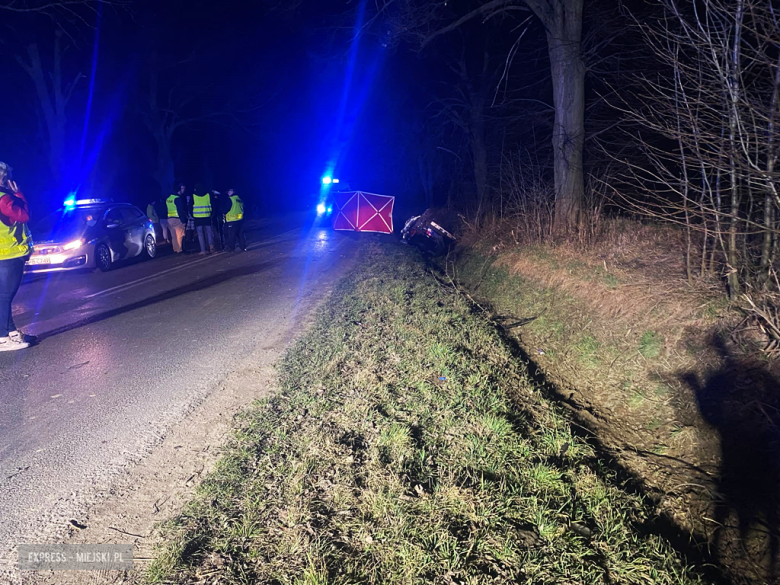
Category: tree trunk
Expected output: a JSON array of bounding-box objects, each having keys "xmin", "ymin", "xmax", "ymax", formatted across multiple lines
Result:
[
  {"xmin": 539, "ymin": 0, "xmax": 585, "ymax": 234},
  {"xmin": 16, "ymin": 32, "xmax": 76, "ymax": 186},
  {"xmin": 726, "ymin": 0, "xmax": 744, "ymax": 298},
  {"xmin": 471, "ymin": 97, "xmax": 488, "ymax": 222},
  {"xmin": 153, "ymin": 131, "xmax": 175, "ymax": 199},
  {"xmin": 418, "ymin": 152, "xmax": 434, "ymax": 207},
  {"xmin": 143, "ymin": 59, "xmax": 178, "ymax": 200},
  {"xmin": 761, "ymin": 199, "xmax": 774, "ymax": 276},
  {"xmin": 48, "ymin": 124, "xmax": 66, "ymax": 186},
  {"xmin": 673, "ymin": 50, "xmax": 693, "ymax": 285},
  {"xmin": 761, "ymin": 50, "xmax": 780, "ymax": 280}
]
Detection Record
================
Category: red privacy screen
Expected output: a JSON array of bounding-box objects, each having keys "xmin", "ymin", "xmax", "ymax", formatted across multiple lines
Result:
[{"xmin": 332, "ymin": 191, "xmax": 394, "ymax": 234}]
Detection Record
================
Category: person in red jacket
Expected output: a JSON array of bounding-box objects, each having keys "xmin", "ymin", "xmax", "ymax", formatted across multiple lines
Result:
[{"xmin": 0, "ymin": 162, "xmax": 33, "ymax": 351}]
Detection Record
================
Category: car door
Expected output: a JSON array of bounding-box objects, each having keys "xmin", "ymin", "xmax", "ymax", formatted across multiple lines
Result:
[
  {"xmin": 119, "ymin": 206, "xmax": 147, "ymax": 257},
  {"xmin": 102, "ymin": 207, "xmax": 129, "ymax": 260}
]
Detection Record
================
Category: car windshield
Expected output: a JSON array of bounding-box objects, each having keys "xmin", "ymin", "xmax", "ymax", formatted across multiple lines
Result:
[{"xmin": 33, "ymin": 207, "xmax": 105, "ymax": 242}]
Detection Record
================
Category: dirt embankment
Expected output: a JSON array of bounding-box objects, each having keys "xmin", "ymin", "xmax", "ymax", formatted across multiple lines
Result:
[{"xmin": 451, "ymin": 222, "xmax": 780, "ymax": 585}]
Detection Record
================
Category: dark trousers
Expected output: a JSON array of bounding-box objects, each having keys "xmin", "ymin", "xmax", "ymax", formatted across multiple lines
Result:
[
  {"xmin": 0, "ymin": 257, "xmax": 26, "ymax": 337},
  {"xmin": 225, "ymin": 221, "xmax": 246, "ymax": 251},
  {"xmin": 213, "ymin": 217, "xmax": 225, "ymax": 250},
  {"xmin": 184, "ymin": 219, "xmax": 197, "ymax": 252}
]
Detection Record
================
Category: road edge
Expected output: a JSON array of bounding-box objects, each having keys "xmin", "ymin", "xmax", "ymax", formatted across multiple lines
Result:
[{"xmin": 17, "ymin": 242, "xmax": 360, "ymax": 585}]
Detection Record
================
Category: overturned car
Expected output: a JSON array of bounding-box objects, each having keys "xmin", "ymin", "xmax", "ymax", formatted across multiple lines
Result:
[{"xmin": 401, "ymin": 208, "xmax": 457, "ymax": 255}]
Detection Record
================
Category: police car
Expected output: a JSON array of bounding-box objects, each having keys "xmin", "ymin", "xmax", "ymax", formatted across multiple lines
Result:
[
  {"xmin": 26, "ymin": 198, "xmax": 158, "ymax": 273},
  {"xmin": 315, "ymin": 176, "xmax": 351, "ymax": 218}
]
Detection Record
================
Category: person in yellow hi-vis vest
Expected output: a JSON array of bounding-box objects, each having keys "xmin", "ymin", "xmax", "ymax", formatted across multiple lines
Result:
[
  {"xmin": 165, "ymin": 184, "xmax": 188, "ymax": 253},
  {"xmin": 223, "ymin": 189, "xmax": 247, "ymax": 252},
  {"xmin": 192, "ymin": 186, "xmax": 215, "ymax": 255},
  {"xmin": 0, "ymin": 162, "xmax": 33, "ymax": 351}
]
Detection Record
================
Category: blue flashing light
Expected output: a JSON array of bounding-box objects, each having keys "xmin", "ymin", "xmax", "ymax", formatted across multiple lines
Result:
[
  {"xmin": 332, "ymin": 178, "xmax": 340, "ymax": 184},
  {"xmin": 327, "ymin": 206, "xmax": 333, "ymax": 215},
  {"xmin": 316, "ymin": 203, "xmax": 327, "ymax": 215},
  {"xmin": 322, "ymin": 176, "xmax": 332, "ymax": 185},
  {"xmin": 64, "ymin": 198, "xmax": 76, "ymax": 209}
]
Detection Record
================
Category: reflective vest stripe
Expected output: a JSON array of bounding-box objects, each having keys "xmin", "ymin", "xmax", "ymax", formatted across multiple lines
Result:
[
  {"xmin": 226, "ymin": 196, "xmax": 244, "ymax": 222},
  {"xmin": 0, "ymin": 192, "xmax": 32, "ymax": 259},
  {"xmin": 193, "ymin": 194, "xmax": 212, "ymax": 218},
  {"xmin": 166, "ymin": 195, "xmax": 180, "ymax": 219},
  {"xmin": 0, "ymin": 223, "xmax": 32, "ymax": 260}
]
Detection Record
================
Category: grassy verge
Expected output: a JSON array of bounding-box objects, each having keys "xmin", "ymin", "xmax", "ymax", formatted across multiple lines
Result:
[
  {"xmin": 147, "ymin": 243, "xmax": 705, "ymax": 584},
  {"xmin": 451, "ymin": 247, "xmax": 721, "ymax": 458}
]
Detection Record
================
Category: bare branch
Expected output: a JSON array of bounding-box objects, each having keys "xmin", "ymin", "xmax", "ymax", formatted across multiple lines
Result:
[
  {"xmin": 0, "ymin": 0, "xmax": 126, "ymax": 14},
  {"xmin": 418, "ymin": 0, "xmax": 522, "ymax": 48}
]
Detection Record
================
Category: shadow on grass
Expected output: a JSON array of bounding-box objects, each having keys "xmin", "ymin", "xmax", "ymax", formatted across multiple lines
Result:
[
  {"xmin": 680, "ymin": 336, "xmax": 780, "ymax": 584},
  {"xmin": 430, "ymin": 249, "xmax": 730, "ymax": 584}
]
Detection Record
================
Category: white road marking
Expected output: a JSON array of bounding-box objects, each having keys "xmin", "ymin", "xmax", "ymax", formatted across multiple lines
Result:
[
  {"xmin": 85, "ymin": 228, "xmax": 301, "ymax": 300},
  {"xmin": 85, "ymin": 253, "xmax": 223, "ymax": 299}
]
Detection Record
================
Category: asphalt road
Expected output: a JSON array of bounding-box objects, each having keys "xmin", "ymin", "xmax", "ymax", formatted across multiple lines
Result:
[{"xmin": 0, "ymin": 218, "xmax": 359, "ymax": 574}]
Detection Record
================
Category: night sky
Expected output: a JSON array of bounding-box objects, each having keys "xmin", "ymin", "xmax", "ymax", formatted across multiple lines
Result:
[{"xmin": 1, "ymin": 0, "xmax": 441, "ymax": 216}]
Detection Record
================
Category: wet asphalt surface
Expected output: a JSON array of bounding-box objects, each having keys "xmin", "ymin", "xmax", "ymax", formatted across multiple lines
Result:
[{"xmin": 0, "ymin": 218, "xmax": 360, "ymax": 574}]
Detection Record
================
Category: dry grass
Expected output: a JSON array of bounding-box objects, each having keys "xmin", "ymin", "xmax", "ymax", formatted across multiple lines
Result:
[
  {"xmin": 451, "ymin": 221, "xmax": 734, "ymax": 539},
  {"xmin": 449, "ymin": 217, "xmax": 780, "ymax": 584},
  {"xmin": 452, "ymin": 218, "xmax": 733, "ymax": 422},
  {"xmin": 489, "ymin": 219, "xmax": 724, "ymax": 335}
]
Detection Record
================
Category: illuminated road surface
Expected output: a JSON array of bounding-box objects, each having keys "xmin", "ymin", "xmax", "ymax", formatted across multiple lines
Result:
[{"xmin": 0, "ymin": 219, "xmax": 359, "ymax": 571}]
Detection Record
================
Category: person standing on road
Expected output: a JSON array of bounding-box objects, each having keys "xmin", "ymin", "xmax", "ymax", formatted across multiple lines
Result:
[
  {"xmin": 166, "ymin": 184, "xmax": 188, "ymax": 253},
  {"xmin": 223, "ymin": 189, "xmax": 247, "ymax": 252},
  {"xmin": 184, "ymin": 186, "xmax": 198, "ymax": 253},
  {"xmin": 192, "ymin": 186, "xmax": 216, "ymax": 255},
  {"xmin": 0, "ymin": 162, "xmax": 33, "ymax": 351},
  {"xmin": 146, "ymin": 199, "xmax": 158, "ymax": 224},
  {"xmin": 211, "ymin": 189, "xmax": 225, "ymax": 251}
]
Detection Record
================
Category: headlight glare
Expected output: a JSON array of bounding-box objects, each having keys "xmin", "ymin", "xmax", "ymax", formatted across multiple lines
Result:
[{"xmin": 63, "ymin": 238, "xmax": 84, "ymax": 251}]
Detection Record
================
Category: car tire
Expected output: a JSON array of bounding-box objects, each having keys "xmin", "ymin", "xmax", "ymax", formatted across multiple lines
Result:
[
  {"xmin": 95, "ymin": 243, "xmax": 112, "ymax": 272},
  {"xmin": 144, "ymin": 233, "xmax": 157, "ymax": 259}
]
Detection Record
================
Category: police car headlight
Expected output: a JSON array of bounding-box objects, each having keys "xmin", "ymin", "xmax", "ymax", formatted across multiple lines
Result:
[
  {"xmin": 62, "ymin": 238, "xmax": 84, "ymax": 251},
  {"xmin": 316, "ymin": 203, "xmax": 326, "ymax": 215}
]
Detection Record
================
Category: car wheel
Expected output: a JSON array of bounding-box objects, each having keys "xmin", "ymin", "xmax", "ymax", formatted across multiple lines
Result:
[
  {"xmin": 145, "ymin": 233, "xmax": 157, "ymax": 259},
  {"xmin": 95, "ymin": 243, "xmax": 112, "ymax": 272}
]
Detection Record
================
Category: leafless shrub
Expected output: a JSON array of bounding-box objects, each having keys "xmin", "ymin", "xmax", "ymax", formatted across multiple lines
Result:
[
  {"xmin": 580, "ymin": 166, "xmax": 612, "ymax": 244},
  {"xmin": 740, "ymin": 269, "xmax": 780, "ymax": 356},
  {"xmin": 611, "ymin": 0, "xmax": 780, "ymax": 297},
  {"xmin": 469, "ymin": 147, "xmax": 612, "ymax": 247},
  {"xmin": 498, "ymin": 149, "xmax": 555, "ymax": 244}
]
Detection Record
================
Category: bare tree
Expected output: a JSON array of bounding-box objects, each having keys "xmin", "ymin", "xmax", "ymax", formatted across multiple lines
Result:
[
  {"xmin": 139, "ymin": 53, "xmax": 195, "ymax": 198},
  {"xmin": 526, "ymin": 0, "xmax": 584, "ymax": 233},
  {"xmin": 14, "ymin": 29, "xmax": 83, "ymax": 184},
  {"xmin": 139, "ymin": 48, "xmax": 262, "ymax": 198},
  {"xmin": 3, "ymin": 0, "xmax": 127, "ymax": 188},
  {"xmin": 260, "ymin": 0, "xmax": 588, "ymax": 229},
  {"xmin": 390, "ymin": 0, "xmax": 586, "ymax": 233},
  {"xmin": 436, "ymin": 48, "xmax": 501, "ymax": 220}
]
